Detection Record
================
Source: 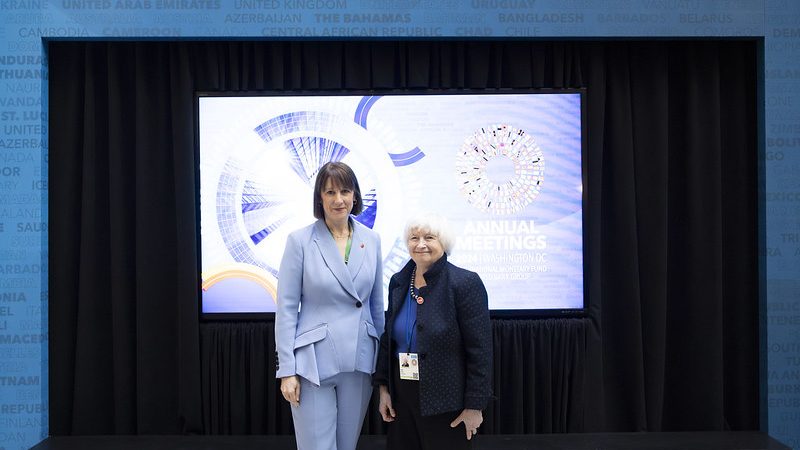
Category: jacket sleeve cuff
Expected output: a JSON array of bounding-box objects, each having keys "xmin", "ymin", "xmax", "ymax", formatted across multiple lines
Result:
[
  {"xmin": 275, "ymin": 367, "xmax": 296, "ymax": 379},
  {"xmin": 372, "ymin": 372, "xmax": 389, "ymax": 387},
  {"xmin": 463, "ymin": 395, "xmax": 490, "ymax": 411}
]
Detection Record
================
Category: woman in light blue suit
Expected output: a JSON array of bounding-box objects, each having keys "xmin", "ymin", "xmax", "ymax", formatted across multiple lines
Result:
[{"xmin": 275, "ymin": 161, "xmax": 385, "ymax": 450}]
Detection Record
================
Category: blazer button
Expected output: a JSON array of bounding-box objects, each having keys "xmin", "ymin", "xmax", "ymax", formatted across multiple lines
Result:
[{"xmin": 356, "ymin": 301, "xmax": 363, "ymax": 308}]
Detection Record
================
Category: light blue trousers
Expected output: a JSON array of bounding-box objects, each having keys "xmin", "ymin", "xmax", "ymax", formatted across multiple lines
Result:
[{"xmin": 292, "ymin": 371, "xmax": 373, "ymax": 450}]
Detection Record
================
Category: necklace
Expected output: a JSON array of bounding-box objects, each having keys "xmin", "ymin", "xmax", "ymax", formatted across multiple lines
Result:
[
  {"xmin": 327, "ymin": 224, "xmax": 351, "ymax": 239},
  {"xmin": 327, "ymin": 223, "xmax": 353, "ymax": 265},
  {"xmin": 409, "ymin": 266, "xmax": 425, "ymax": 305}
]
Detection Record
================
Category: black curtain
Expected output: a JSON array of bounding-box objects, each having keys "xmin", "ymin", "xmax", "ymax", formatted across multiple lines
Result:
[
  {"xmin": 197, "ymin": 317, "xmax": 588, "ymax": 435},
  {"xmin": 48, "ymin": 40, "xmax": 759, "ymax": 435}
]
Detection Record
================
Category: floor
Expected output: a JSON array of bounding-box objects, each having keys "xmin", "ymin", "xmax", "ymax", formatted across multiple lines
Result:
[{"xmin": 30, "ymin": 431, "xmax": 791, "ymax": 450}]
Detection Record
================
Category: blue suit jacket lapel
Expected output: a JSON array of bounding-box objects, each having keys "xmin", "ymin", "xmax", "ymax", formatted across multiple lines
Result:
[
  {"xmin": 313, "ymin": 219, "xmax": 361, "ymax": 302},
  {"xmin": 347, "ymin": 223, "xmax": 366, "ymax": 280}
]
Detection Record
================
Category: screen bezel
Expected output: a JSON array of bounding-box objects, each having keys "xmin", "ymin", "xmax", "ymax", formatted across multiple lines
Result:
[{"xmin": 194, "ymin": 88, "xmax": 588, "ymax": 321}]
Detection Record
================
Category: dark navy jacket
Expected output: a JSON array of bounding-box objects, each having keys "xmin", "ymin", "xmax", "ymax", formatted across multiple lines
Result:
[{"xmin": 373, "ymin": 254, "xmax": 493, "ymax": 416}]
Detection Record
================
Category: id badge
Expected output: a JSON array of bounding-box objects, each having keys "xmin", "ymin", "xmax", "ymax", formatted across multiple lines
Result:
[{"xmin": 398, "ymin": 353, "xmax": 419, "ymax": 381}]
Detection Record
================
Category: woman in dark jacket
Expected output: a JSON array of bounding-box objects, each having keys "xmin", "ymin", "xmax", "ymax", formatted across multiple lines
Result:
[{"xmin": 373, "ymin": 214, "xmax": 492, "ymax": 449}]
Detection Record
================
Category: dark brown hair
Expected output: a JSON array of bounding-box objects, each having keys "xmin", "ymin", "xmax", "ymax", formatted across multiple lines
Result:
[{"xmin": 312, "ymin": 161, "xmax": 364, "ymax": 219}]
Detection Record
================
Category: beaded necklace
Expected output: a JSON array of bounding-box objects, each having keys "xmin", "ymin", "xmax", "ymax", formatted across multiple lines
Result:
[{"xmin": 409, "ymin": 266, "xmax": 425, "ymax": 305}]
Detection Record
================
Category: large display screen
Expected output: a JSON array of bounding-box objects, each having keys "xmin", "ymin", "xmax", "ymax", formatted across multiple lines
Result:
[{"xmin": 197, "ymin": 91, "xmax": 585, "ymax": 316}]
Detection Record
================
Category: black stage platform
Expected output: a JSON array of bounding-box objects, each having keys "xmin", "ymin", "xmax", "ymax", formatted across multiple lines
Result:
[{"xmin": 31, "ymin": 431, "xmax": 791, "ymax": 450}]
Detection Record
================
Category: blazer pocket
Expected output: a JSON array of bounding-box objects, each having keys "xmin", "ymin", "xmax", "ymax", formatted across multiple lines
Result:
[
  {"xmin": 293, "ymin": 324, "xmax": 329, "ymax": 386},
  {"xmin": 294, "ymin": 325, "xmax": 327, "ymax": 348},
  {"xmin": 365, "ymin": 322, "xmax": 380, "ymax": 340},
  {"xmin": 364, "ymin": 322, "xmax": 381, "ymax": 371}
]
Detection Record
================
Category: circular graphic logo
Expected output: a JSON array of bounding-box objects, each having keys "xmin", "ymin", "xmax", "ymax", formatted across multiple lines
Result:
[{"xmin": 456, "ymin": 124, "xmax": 545, "ymax": 215}]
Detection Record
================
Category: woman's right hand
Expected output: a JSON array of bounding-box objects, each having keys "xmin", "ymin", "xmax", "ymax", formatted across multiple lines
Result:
[
  {"xmin": 378, "ymin": 385, "xmax": 396, "ymax": 422},
  {"xmin": 280, "ymin": 375, "xmax": 300, "ymax": 407}
]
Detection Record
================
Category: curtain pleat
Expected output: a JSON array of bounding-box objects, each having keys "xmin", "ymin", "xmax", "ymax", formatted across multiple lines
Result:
[{"xmin": 198, "ymin": 319, "xmax": 588, "ymax": 435}]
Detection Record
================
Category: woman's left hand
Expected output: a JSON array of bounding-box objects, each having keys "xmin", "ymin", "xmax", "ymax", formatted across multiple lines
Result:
[{"xmin": 450, "ymin": 408, "xmax": 483, "ymax": 440}]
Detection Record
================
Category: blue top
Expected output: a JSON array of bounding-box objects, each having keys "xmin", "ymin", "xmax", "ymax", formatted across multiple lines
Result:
[{"xmin": 392, "ymin": 290, "xmax": 418, "ymax": 354}]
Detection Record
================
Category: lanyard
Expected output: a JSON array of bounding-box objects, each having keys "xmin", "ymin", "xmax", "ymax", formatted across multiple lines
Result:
[
  {"xmin": 344, "ymin": 234, "xmax": 352, "ymax": 264},
  {"xmin": 405, "ymin": 291, "xmax": 416, "ymax": 351},
  {"xmin": 328, "ymin": 224, "xmax": 353, "ymax": 264}
]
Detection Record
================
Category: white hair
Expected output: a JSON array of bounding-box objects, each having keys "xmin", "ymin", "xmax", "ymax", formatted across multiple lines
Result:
[{"xmin": 404, "ymin": 213, "xmax": 455, "ymax": 255}]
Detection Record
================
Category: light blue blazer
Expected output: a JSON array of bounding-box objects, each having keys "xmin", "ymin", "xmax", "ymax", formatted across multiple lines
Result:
[{"xmin": 275, "ymin": 218, "xmax": 385, "ymax": 386}]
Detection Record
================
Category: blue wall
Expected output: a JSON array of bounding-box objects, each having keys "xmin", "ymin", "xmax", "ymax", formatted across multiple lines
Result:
[{"xmin": 0, "ymin": 0, "xmax": 797, "ymax": 448}]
